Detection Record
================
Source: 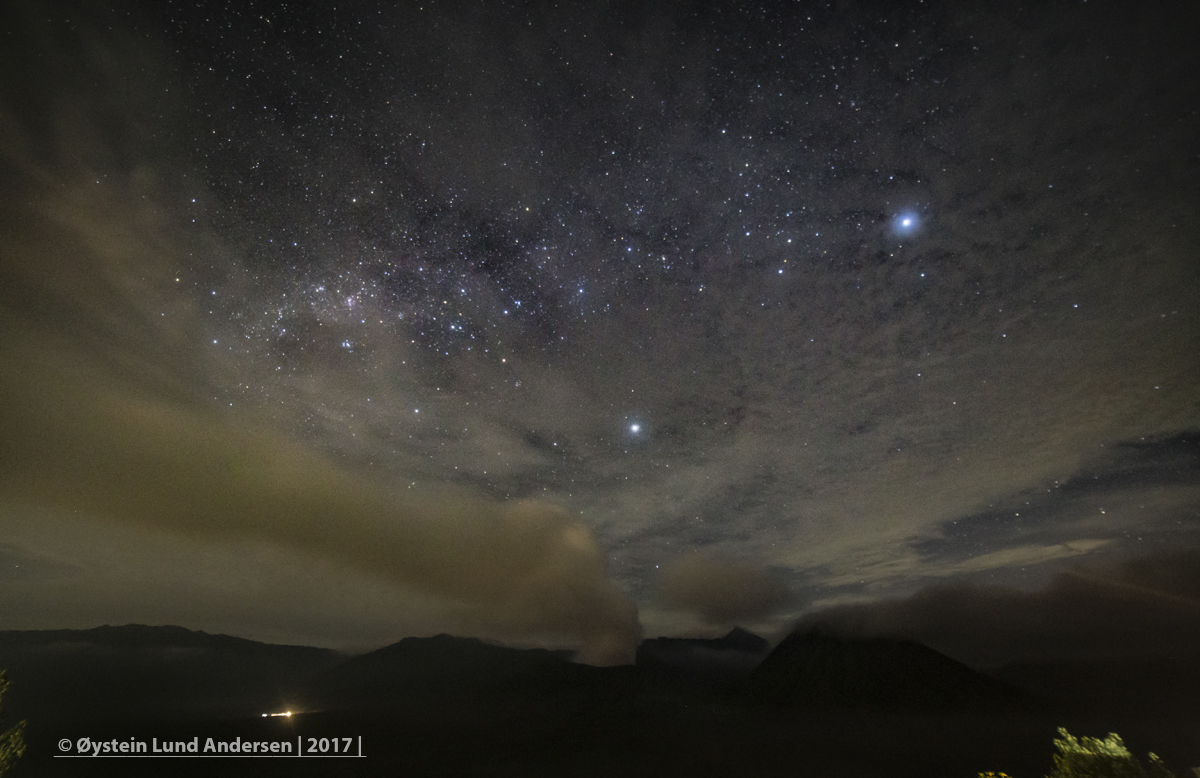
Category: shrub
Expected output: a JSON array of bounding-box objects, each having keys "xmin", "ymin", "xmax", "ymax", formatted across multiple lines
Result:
[
  {"xmin": 1046, "ymin": 727, "xmax": 1175, "ymax": 778},
  {"xmin": 0, "ymin": 671, "xmax": 25, "ymax": 777}
]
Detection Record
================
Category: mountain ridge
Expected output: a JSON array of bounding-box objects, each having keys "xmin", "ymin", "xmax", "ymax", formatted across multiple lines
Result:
[{"xmin": 0, "ymin": 623, "xmax": 1044, "ymax": 719}]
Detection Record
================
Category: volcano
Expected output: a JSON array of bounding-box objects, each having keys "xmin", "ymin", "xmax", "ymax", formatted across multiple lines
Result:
[{"xmin": 744, "ymin": 630, "xmax": 1033, "ymax": 713}]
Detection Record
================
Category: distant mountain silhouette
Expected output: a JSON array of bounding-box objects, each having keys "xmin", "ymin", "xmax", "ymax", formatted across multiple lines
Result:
[
  {"xmin": 639, "ymin": 626, "xmax": 768, "ymax": 656},
  {"xmin": 304, "ymin": 633, "xmax": 581, "ymax": 705},
  {"xmin": 1, "ymin": 624, "xmax": 1039, "ymax": 724},
  {"xmin": 0, "ymin": 625, "xmax": 340, "ymax": 720},
  {"xmin": 715, "ymin": 626, "xmax": 770, "ymax": 653},
  {"xmin": 636, "ymin": 627, "xmax": 769, "ymax": 681},
  {"xmin": 743, "ymin": 629, "xmax": 1033, "ymax": 713},
  {"xmin": 0, "ymin": 623, "xmax": 334, "ymax": 656}
]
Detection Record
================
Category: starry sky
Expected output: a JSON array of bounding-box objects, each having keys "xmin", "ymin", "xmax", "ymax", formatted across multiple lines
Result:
[{"xmin": 1, "ymin": 0, "xmax": 1197, "ymax": 664}]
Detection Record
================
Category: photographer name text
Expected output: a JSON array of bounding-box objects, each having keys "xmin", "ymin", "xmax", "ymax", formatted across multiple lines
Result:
[{"xmin": 59, "ymin": 735, "xmax": 363, "ymax": 757}]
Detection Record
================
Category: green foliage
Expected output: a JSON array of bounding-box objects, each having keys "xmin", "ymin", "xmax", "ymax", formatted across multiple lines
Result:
[
  {"xmin": 0, "ymin": 671, "xmax": 26, "ymax": 777},
  {"xmin": 1046, "ymin": 727, "xmax": 1175, "ymax": 778}
]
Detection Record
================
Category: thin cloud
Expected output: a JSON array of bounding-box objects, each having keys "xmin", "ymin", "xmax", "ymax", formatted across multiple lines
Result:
[
  {"xmin": 0, "ymin": 346, "xmax": 640, "ymax": 664},
  {"xmin": 657, "ymin": 555, "xmax": 790, "ymax": 626},
  {"xmin": 795, "ymin": 550, "xmax": 1200, "ymax": 666}
]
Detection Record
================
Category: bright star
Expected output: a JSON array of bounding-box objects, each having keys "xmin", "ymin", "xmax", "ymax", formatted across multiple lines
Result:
[{"xmin": 891, "ymin": 211, "xmax": 920, "ymax": 236}]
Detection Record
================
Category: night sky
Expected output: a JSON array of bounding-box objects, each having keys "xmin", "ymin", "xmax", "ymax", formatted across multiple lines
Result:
[{"xmin": 1, "ymin": 0, "xmax": 1197, "ymax": 665}]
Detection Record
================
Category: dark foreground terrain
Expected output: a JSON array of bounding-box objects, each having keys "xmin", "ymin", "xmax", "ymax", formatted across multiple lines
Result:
[{"xmin": 2, "ymin": 626, "xmax": 1197, "ymax": 777}]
